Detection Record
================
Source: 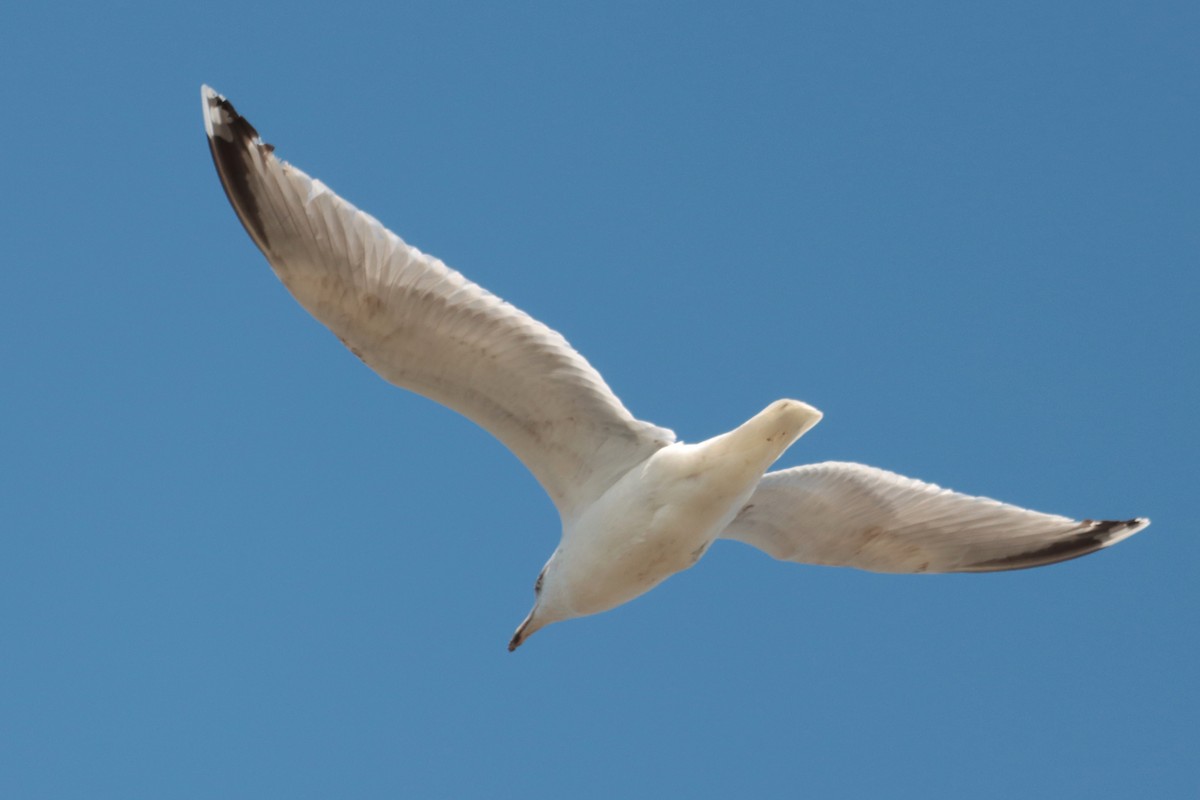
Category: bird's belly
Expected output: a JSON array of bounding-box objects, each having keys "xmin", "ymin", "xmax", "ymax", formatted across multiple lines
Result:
[{"xmin": 561, "ymin": 497, "xmax": 737, "ymax": 617}]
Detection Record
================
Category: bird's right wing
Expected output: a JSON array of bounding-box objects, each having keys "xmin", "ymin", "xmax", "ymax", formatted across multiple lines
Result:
[
  {"xmin": 721, "ymin": 462, "xmax": 1148, "ymax": 573},
  {"xmin": 202, "ymin": 86, "xmax": 674, "ymax": 519}
]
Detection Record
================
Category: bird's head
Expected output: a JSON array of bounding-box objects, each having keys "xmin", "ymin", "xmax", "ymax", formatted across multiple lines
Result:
[{"xmin": 508, "ymin": 555, "xmax": 569, "ymax": 652}]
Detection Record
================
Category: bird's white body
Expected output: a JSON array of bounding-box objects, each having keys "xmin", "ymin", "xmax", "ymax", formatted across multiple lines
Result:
[
  {"xmin": 524, "ymin": 400, "xmax": 821, "ymax": 642},
  {"xmin": 201, "ymin": 85, "xmax": 1148, "ymax": 652}
]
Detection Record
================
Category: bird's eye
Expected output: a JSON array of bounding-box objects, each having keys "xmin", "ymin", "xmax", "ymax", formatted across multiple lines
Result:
[{"xmin": 534, "ymin": 571, "xmax": 545, "ymax": 594}]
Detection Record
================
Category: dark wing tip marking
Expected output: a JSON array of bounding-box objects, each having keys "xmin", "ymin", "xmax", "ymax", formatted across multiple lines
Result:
[
  {"xmin": 202, "ymin": 86, "xmax": 273, "ymax": 251},
  {"xmin": 1085, "ymin": 518, "xmax": 1149, "ymax": 538},
  {"xmin": 964, "ymin": 517, "xmax": 1150, "ymax": 573}
]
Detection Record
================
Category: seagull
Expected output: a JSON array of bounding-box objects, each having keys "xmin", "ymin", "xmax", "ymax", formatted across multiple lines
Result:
[{"xmin": 201, "ymin": 85, "xmax": 1149, "ymax": 651}]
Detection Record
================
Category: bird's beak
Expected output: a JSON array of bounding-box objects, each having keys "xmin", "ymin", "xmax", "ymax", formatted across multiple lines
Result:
[{"xmin": 507, "ymin": 609, "xmax": 538, "ymax": 652}]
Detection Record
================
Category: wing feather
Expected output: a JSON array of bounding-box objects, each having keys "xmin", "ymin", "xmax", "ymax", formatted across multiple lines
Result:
[
  {"xmin": 721, "ymin": 462, "xmax": 1148, "ymax": 573},
  {"xmin": 202, "ymin": 86, "xmax": 673, "ymax": 517}
]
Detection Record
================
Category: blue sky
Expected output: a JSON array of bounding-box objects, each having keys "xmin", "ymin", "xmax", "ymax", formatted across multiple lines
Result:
[{"xmin": 2, "ymin": 2, "xmax": 1196, "ymax": 797}]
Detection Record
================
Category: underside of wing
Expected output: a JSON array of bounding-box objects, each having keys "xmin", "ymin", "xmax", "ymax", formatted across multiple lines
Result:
[
  {"xmin": 202, "ymin": 86, "xmax": 674, "ymax": 517},
  {"xmin": 721, "ymin": 461, "xmax": 1148, "ymax": 573}
]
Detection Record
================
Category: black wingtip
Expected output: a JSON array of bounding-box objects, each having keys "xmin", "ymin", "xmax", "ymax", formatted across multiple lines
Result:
[
  {"xmin": 1086, "ymin": 517, "xmax": 1150, "ymax": 539},
  {"xmin": 966, "ymin": 517, "xmax": 1150, "ymax": 572},
  {"xmin": 201, "ymin": 85, "xmax": 273, "ymax": 251}
]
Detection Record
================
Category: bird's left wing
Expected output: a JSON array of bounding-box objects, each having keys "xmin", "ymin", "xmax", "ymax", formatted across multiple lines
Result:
[
  {"xmin": 202, "ymin": 86, "xmax": 674, "ymax": 519},
  {"xmin": 720, "ymin": 462, "xmax": 1148, "ymax": 573}
]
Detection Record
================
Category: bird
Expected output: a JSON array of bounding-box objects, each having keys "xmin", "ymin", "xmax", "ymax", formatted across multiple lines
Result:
[{"xmin": 201, "ymin": 85, "xmax": 1149, "ymax": 651}]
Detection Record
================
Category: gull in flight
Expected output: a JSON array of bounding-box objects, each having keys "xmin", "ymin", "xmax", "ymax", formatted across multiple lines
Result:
[{"xmin": 201, "ymin": 86, "xmax": 1149, "ymax": 651}]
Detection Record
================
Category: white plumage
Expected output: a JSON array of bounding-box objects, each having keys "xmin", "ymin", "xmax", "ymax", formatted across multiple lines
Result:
[
  {"xmin": 202, "ymin": 85, "xmax": 1148, "ymax": 651},
  {"xmin": 725, "ymin": 462, "xmax": 1146, "ymax": 573}
]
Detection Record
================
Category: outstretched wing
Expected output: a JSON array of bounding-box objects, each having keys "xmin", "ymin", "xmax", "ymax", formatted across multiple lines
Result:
[
  {"xmin": 202, "ymin": 86, "xmax": 674, "ymax": 518},
  {"xmin": 721, "ymin": 461, "xmax": 1148, "ymax": 573}
]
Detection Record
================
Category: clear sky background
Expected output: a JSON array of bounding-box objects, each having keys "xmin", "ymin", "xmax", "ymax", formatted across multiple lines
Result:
[{"xmin": 2, "ymin": 2, "xmax": 1196, "ymax": 798}]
